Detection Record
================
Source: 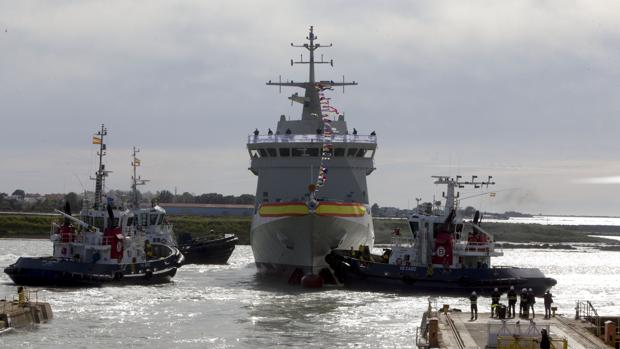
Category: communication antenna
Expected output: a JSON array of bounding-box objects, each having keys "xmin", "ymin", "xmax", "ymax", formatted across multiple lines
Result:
[{"xmin": 131, "ymin": 146, "xmax": 150, "ymax": 208}]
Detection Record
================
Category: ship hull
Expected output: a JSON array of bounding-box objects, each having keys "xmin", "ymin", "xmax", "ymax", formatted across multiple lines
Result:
[
  {"xmin": 326, "ymin": 251, "xmax": 557, "ymax": 297},
  {"xmin": 4, "ymin": 245, "xmax": 184, "ymax": 287},
  {"xmin": 251, "ymin": 212, "xmax": 374, "ymax": 276}
]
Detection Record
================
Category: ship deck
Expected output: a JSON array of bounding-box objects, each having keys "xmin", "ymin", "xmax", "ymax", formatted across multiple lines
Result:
[{"xmin": 422, "ymin": 309, "xmax": 615, "ymax": 348}]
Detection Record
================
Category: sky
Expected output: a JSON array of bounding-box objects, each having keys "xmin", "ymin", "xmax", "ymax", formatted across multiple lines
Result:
[{"xmin": 1, "ymin": 0, "xmax": 620, "ymax": 216}]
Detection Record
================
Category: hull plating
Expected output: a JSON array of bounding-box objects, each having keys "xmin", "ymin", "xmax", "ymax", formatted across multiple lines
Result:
[{"xmin": 251, "ymin": 213, "xmax": 374, "ymax": 275}]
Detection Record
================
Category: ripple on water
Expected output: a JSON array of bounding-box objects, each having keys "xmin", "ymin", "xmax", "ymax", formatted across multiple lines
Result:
[{"xmin": 0, "ymin": 243, "xmax": 619, "ymax": 348}]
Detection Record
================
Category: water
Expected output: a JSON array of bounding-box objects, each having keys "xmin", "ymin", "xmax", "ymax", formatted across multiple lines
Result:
[
  {"xmin": 486, "ymin": 215, "xmax": 620, "ymax": 226},
  {"xmin": 1, "ymin": 239, "xmax": 619, "ymax": 348}
]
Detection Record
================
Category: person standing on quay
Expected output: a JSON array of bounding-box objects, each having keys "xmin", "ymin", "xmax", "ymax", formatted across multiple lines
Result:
[
  {"xmin": 543, "ymin": 290, "xmax": 554, "ymax": 319},
  {"xmin": 491, "ymin": 288, "xmax": 501, "ymax": 318},
  {"xmin": 469, "ymin": 291, "xmax": 478, "ymax": 320},
  {"xmin": 528, "ymin": 288, "xmax": 536, "ymax": 318},
  {"xmin": 519, "ymin": 288, "xmax": 528, "ymax": 318},
  {"xmin": 507, "ymin": 286, "xmax": 517, "ymax": 318}
]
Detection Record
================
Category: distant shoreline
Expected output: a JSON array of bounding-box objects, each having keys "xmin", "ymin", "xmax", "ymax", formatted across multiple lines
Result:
[{"xmin": 2, "ymin": 214, "xmax": 620, "ymax": 247}]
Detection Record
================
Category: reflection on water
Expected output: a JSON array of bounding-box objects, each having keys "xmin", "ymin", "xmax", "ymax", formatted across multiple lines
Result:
[{"xmin": 1, "ymin": 239, "xmax": 619, "ymax": 348}]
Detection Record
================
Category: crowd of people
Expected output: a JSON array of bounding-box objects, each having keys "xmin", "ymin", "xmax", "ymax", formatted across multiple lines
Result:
[{"xmin": 469, "ymin": 286, "xmax": 554, "ymax": 321}]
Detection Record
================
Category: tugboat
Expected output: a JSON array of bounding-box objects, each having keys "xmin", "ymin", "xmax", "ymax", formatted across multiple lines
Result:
[
  {"xmin": 128, "ymin": 146, "xmax": 177, "ymax": 248},
  {"xmin": 326, "ymin": 176, "xmax": 557, "ymax": 296},
  {"xmin": 177, "ymin": 233, "xmax": 238, "ymax": 264},
  {"xmin": 4, "ymin": 125, "xmax": 184, "ymax": 286},
  {"xmin": 247, "ymin": 26, "xmax": 377, "ymax": 283}
]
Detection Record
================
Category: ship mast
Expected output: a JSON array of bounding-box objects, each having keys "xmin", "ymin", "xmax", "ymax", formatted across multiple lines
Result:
[
  {"xmin": 266, "ymin": 26, "xmax": 358, "ymax": 121},
  {"xmin": 131, "ymin": 147, "xmax": 149, "ymax": 208},
  {"xmin": 432, "ymin": 175, "xmax": 495, "ymax": 213},
  {"xmin": 91, "ymin": 124, "xmax": 110, "ymax": 210}
]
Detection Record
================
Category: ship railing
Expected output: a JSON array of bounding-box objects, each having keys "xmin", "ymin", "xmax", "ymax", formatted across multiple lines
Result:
[{"xmin": 247, "ymin": 134, "xmax": 377, "ymax": 144}]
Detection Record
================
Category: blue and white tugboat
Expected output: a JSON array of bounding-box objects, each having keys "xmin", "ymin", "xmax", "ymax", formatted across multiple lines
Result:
[
  {"xmin": 4, "ymin": 125, "xmax": 184, "ymax": 286},
  {"xmin": 326, "ymin": 176, "xmax": 557, "ymax": 296}
]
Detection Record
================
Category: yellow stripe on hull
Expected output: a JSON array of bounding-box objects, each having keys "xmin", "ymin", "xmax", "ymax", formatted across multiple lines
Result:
[
  {"xmin": 316, "ymin": 203, "xmax": 366, "ymax": 217},
  {"xmin": 259, "ymin": 203, "xmax": 309, "ymax": 217}
]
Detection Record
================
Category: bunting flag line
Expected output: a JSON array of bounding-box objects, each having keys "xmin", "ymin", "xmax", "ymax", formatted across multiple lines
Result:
[{"xmin": 313, "ymin": 83, "xmax": 344, "ymax": 194}]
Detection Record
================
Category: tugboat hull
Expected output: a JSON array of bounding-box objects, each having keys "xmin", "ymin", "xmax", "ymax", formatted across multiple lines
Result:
[
  {"xmin": 4, "ymin": 247, "xmax": 184, "ymax": 287},
  {"xmin": 179, "ymin": 235, "xmax": 238, "ymax": 264},
  {"xmin": 326, "ymin": 251, "xmax": 557, "ymax": 297}
]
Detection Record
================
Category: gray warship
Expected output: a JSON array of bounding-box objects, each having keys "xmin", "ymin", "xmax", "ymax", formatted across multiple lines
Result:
[{"xmin": 247, "ymin": 27, "xmax": 377, "ymax": 280}]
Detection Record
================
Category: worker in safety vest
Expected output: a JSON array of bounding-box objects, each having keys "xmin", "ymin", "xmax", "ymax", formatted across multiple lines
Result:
[
  {"xmin": 469, "ymin": 291, "xmax": 478, "ymax": 320},
  {"xmin": 17, "ymin": 286, "xmax": 26, "ymax": 306},
  {"xmin": 491, "ymin": 288, "xmax": 501, "ymax": 318},
  {"xmin": 507, "ymin": 285, "xmax": 517, "ymax": 318}
]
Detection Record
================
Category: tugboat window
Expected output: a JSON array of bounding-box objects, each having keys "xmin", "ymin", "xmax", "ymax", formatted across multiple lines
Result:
[
  {"xmin": 150, "ymin": 214, "xmax": 159, "ymax": 226},
  {"xmin": 347, "ymin": 148, "xmax": 358, "ymax": 157},
  {"xmin": 356, "ymin": 149, "xmax": 366, "ymax": 157},
  {"xmin": 140, "ymin": 213, "xmax": 148, "ymax": 226},
  {"xmin": 250, "ymin": 150, "xmax": 260, "ymax": 158},
  {"xmin": 157, "ymin": 215, "xmax": 165, "ymax": 225},
  {"xmin": 364, "ymin": 149, "xmax": 374, "ymax": 158},
  {"xmin": 279, "ymin": 148, "xmax": 290, "ymax": 156},
  {"xmin": 267, "ymin": 148, "xmax": 277, "ymax": 157},
  {"xmin": 334, "ymin": 148, "xmax": 345, "ymax": 157},
  {"xmin": 258, "ymin": 149, "xmax": 268, "ymax": 157}
]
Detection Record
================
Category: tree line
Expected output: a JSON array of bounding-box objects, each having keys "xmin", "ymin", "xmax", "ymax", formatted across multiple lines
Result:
[{"xmin": 0, "ymin": 189, "xmax": 256, "ymax": 213}]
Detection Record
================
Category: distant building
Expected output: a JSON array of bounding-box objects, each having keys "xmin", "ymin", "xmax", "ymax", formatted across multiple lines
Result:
[{"xmin": 159, "ymin": 203, "xmax": 254, "ymax": 217}]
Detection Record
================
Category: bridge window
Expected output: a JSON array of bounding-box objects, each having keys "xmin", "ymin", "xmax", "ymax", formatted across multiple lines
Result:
[
  {"xmin": 356, "ymin": 149, "xmax": 366, "ymax": 157},
  {"xmin": 258, "ymin": 149, "xmax": 268, "ymax": 157},
  {"xmin": 347, "ymin": 148, "xmax": 358, "ymax": 157},
  {"xmin": 279, "ymin": 148, "xmax": 290, "ymax": 157},
  {"xmin": 250, "ymin": 150, "xmax": 261, "ymax": 158},
  {"xmin": 364, "ymin": 149, "xmax": 375, "ymax": 158},
  {"xmin": 292, "ymin": 148, "xmax": 319, "ymax": 157},
  {"xmin": 307, "ymin": 148, "xmax": 319, "ymax": 157},
  {"xmin": 267, "ymin": 148, "xmax": 277, "ymax": 157},
  {"xmin": 334, "ymin": 148, "xmax": 345, "ymax": 157}
]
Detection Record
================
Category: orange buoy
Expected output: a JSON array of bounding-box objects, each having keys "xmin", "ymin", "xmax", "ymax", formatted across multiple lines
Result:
[{"xmin": 301, "ymin": 274, "xmax": 324, "ymax": 288}]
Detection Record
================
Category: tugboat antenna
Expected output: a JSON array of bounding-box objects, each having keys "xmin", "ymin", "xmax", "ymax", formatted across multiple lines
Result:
[
  {"xmin": 131, "ymin": 146, "xmax": 149, "ymax": 208},
  {"xmin": 90, "ymin": 124, "xmax": 111, "ymax": 210}
]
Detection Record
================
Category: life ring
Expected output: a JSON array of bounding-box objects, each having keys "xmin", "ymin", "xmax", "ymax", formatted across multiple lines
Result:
[{"xmin": 436, "ymin": 246, "xmax": 446, "ymax": 257}]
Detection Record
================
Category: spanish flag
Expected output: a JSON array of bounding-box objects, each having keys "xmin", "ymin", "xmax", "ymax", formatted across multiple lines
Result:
[{"xmin": 92, "ymin": 136, "xmax": 102, "ymax": 145}]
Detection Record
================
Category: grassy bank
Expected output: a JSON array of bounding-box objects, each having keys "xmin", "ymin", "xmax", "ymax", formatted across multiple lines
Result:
[{"xmin": 1, "ymin": 214, "xmax": 619, "ymax": 246}]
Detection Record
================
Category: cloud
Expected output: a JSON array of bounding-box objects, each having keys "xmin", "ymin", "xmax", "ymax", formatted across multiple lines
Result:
[{"xmin": 574, "ymin": 176, "xmax": 620, "ymax": 184}]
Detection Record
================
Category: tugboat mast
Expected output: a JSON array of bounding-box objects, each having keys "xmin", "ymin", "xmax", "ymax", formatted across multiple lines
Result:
[
  {"xmin": 131, "ymin": 147, "xmax": 149, "ymax": 208},
  {"xmin": 432, "ymin": 175, "xmax": 495, "ymax": 213},
  {"xmin": 267, "ymin": 26, "xmax": 358, "ymax": 121},
  {"xmin": 91, "ymin": 124, "xmax": 109, "ymax": 210}
]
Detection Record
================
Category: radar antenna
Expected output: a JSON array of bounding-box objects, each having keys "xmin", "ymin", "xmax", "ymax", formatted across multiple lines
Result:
[{"xmin": 432, "ymin": 175, "xmax": 495, "ymax": 212}]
